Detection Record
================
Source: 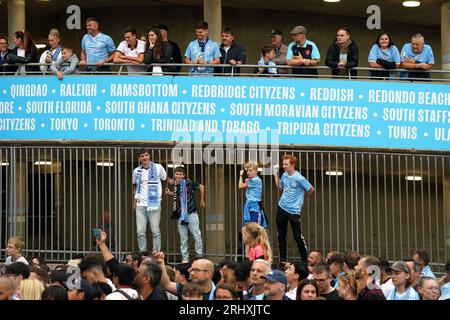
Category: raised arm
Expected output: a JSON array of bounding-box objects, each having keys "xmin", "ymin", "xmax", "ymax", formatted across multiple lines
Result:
[
  {"xmin": 96, "ymin": 230, "xmax": 114, "ymax": 263},
  {"xmin": 199, "ymin": 184, "xmax": 206, "ymax": 208},
  {"xmin": 238, "ymin": 169, "xmax": 248, "ymax": 189},
  {"xmin": 273, "ymin": 165, "xmax": 282, "ymax": 190},
  {"xmin": 152, "ymin": 250, "xmax": 178, "ymax": 295}
]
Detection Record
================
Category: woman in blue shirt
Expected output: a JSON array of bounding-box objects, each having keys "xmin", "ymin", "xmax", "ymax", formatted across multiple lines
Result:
[{"xmin": 368, "ymin": 32, "xmax": 400, "ymax": 80}]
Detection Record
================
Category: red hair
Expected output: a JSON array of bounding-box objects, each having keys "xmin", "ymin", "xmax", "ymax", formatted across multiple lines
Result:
[{"xmin": 282, "ymin": 154, "xmax": 297, "ymax": 167}]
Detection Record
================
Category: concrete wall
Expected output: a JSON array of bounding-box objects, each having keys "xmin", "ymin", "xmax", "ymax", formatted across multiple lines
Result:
[{"xmin": 0, "ymin": 5, "xmax": 441, "ymax": 68}]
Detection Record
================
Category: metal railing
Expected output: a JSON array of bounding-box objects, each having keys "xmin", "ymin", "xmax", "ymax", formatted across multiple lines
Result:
[
  {"xmin": 0, "ymin": 145, "xmax": 448, "ymax": 274},
  {"xmin": 0, "ymin": 63, "xmax": 447, "ymax": 82}
]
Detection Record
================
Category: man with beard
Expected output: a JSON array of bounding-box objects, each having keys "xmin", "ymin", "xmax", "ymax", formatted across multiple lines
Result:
[
  {"xmin": 154, "ymin": 251, "xmax": 216, "ymax": 300},
  {"xmin": 80, "ymin": 17, "xmax": 116, "ymax": 72},
  {"xmin": 134, "ymin": 259, "xmax": 167, "ymax": 300},
  {"xmin": 215, "ymin": 27, "xmax": 246, "ymax": 74},
  {"xmin": 306, "ymin": 250, "xmax": 323, "ymax": 277},
  {"xmin": 354, "ymin": 255, "xmax": 385, "ymax": 300},
  {"xmin": 262, "ymin": 270, "xmax": 290, "ymax": 300}
]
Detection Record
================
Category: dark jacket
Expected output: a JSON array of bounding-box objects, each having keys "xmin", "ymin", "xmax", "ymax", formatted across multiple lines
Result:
[
  {"xmin": 0, "ymin": 49, "xmax": 16, "ymax": 74},
  {"xmin": 325, "ymin": 40, "xmax": 359, "ymax": 78},
  {"xmin": 7, "ymin": 46, "xmax": 39, "ymax": 73},
  {"xmin": 0, "ymin": 49, "xmax": 10, "ymax": 65},
  {"xmin": 168, "ymin": 40, "xmax": 182, "ymax": 73},
  {"xmin": 214, "ymin": 42, "xmax": 246, "ymax": 74},
  {"xmin": 144, "ymin": 42, "xmax": 173, "ymax": 74},
  {"xmin": 357, "ymin": 286, "xmax": 386, "ymax": 301}
]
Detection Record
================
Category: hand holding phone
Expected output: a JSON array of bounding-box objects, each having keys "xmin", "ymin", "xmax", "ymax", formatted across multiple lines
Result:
[{"xmin": 92, "ymin": 228, "xmax": 101, "ymax": 239}]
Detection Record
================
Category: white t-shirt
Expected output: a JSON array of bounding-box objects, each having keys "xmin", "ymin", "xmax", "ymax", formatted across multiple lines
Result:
[
  {"xmin": 132, "ymin": 163, "xmax": 167, "ymax": 207},
  {"xmin": 5, "ymin": 255, "xmax": 29, "ymax": 266},
  {"xmin": 39, "ymin": 48, "xmax": 63, "ymax": 72},
  {"xmin": 17, "ymin": 48, "xmax": 26, "ymax": 75},
  {"xmin": 285, "ymin": 287, "xmax": 297, "ymax": 300},
  {"xmin": 381, "ymin": 278, "xmax": 395, "ymax": 298},
  {"xmin": 391, "ymin": 288, "xmax": 419, "ymax": 301},
  {"xmin": 116, "ymin": 39, "xmax": 146, "ymax": 75},
  {"xmin": 105, "ymin": 288, "xmax": 139, "ymax": 300},
  {"xmin": 106, "ymin": 278, "xmax": 116, "ymax": 291}
]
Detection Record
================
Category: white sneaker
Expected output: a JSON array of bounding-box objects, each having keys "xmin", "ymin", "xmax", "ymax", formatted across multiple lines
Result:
[{"xmin": 181, "ymin": 258, "xmax": 189, "ymax": 263}]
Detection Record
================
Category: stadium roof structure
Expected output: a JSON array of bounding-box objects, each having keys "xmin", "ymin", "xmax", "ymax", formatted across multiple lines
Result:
[{"xmin": 7, "ymin": 0, "xmax": 442, "ymax": 28}]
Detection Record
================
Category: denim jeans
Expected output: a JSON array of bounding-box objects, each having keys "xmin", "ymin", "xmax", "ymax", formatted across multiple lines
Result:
[
  {"xmin": 177, "ymin": 212, "xmax": 203, "ymax": 261},
  {"xmin": 136, "ymin": 206, "xmax": 161, "ymax": 252}
]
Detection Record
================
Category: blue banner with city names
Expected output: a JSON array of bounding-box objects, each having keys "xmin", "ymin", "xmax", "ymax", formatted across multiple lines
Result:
[{"xmin": 0, "ymin": 75, "xmax": 449, "ymax": 151}]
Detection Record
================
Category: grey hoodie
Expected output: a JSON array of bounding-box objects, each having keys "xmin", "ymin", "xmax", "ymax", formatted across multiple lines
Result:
[{"xmin": 50, "ymin": 53, "xmax": 79, "ymax": 75}]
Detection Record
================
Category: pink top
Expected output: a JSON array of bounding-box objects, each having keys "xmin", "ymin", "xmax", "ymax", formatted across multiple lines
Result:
[{"xmin": 248, "ymin": 244, "xmax": 265, "ymax": 261}]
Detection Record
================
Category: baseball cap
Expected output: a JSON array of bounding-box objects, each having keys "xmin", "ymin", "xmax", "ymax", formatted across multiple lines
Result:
[
  {"xmin": 261, "ymin": 270, "xmax": 288, "ymax": 286},
  {"xmin": 268, "ymin": 28, "xmax": 283, "ymax": 37},
  {"xmin": 391, "ymin": 261, "xmax": 410, "ymax": 273},
  {"xmin": 65, "ymin": 278, "xmax": 94, "ymax": 300},
  {"xmin": 289, "ymin": 25, "xmax": 307, "ymax": 35}
]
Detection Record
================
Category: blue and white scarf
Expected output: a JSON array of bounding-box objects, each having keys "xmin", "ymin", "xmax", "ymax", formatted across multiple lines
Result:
[
  {"xmin": 135, "ymin": 162, "xmax": 159, "ymax": 210},
  {"xmin": 174, "ymin": 179, "xmax": 189, "ymax": 225},
  {"xmin": 198, "ymin": 37, "xmax": 209, "ymax": 53},
  {"xmin": 51, "ymin": 47, "xmax": 61, "ymax": 62},
  {"xmin": 179, "ymin": 179, "xmax": 189, "ymax": 225},
  {"xmin": 386, "ymin": 286, "xmax": 418, "ymax": 301}
]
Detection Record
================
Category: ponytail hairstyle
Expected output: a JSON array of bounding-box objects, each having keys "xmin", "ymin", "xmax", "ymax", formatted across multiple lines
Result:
[
  {"xmin": 257, "ymin": 225, "xmax": 272, "ymax": 263},
  {"xmin": 49, "ymin": 28, "xmax": 60, "ymax": 38},
  {"xmin": 242, "ymin": 222, "xmax": 272, "ymax": 263}
]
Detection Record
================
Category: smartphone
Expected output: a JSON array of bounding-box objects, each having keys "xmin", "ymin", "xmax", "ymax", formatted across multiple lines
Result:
[{"xmin": 92, "ymin": 228, "xmax": 101, "ymax": 239}]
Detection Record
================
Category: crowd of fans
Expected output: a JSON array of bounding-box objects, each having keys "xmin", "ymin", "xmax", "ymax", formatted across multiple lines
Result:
[
  {"xmin": 0, "ymin": 18, "xmax": 434, "ymax": 79},
  {"xmin": 1, "ymin": 234, "xmax": 448, "ymax": 301}
]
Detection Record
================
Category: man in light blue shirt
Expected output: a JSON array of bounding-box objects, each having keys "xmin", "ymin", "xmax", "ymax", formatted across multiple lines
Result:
[
  {"xmin": 273, "ymin": 155, "xmax": 314, "ymax": 265},
  {"xmin": 80, "ymin": 17, "xmax": 116, "ymax": 72},
  {"xmin": 413, "ymin": 249, "xmax": 436, "ymax": 279},
  {"xmin": 400, "ymin": 33, "xmax": 434, "ymax": 79},
  {"xmin": 184, "ymin": 20, "xmax": 221, "ymax": 75},
  {"xmin": 286, "ymin": 25, "xmax": 320, "ymax": 77}
]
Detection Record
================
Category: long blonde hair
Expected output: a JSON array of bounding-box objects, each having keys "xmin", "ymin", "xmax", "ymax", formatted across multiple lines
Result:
[
  {"xmin": 242, "ymin": 222, "xmax": 272, "ymax": 262},
  {"xmin": 19, "ymin": 278, "xmax": 44, "ymax": 300}
]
